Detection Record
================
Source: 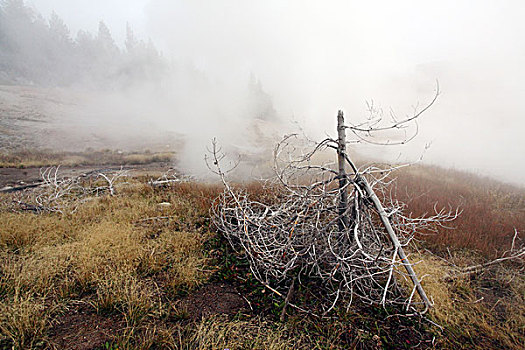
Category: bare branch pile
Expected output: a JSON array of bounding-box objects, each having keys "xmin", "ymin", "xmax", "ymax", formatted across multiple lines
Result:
[
  {"xmin": 11, "ymin": 166, "xmax": 128, "ymax": 213},
  {"xmin": 212, "ymin": 139, "xmax": 457, "ymax": 314},
  {"xmin": 211, "ymin": 87, "xmax": 461, "ymax": 315}
]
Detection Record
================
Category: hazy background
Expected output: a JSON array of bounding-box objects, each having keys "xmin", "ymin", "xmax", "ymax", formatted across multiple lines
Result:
[{"xmin": 4, "ymin": 0, "xmax": 525, "ymax": 184}]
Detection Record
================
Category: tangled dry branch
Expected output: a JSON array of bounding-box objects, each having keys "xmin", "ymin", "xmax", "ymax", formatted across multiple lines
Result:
[
  {"xmin": 12, "ymin": 166, "xmax": 128, "ymax": 213},
  {"xmin": 211, "ymin": 138, "xmax": 458, "ymax": 314},
  {"xmin": 210, "ymin": 97, "xmax": 461, "ymax": 315}
]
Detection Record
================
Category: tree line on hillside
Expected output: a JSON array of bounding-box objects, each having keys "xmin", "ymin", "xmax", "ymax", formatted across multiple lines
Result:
[
  {"xmin": 0, "ymin": 0, "xmax": 166, "ymax": 88},
  {"xmin": 0, "ymin": 0, "xmax": 278, "ymax": 120}
]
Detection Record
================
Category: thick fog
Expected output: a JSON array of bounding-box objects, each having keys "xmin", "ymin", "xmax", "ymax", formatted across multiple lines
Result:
[{"xmin": 7, "ymin": 1, "xmax": 525, "ymax": 184}]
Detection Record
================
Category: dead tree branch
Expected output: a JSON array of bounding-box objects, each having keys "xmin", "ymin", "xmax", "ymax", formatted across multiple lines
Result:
[
  {"xmin": 12, "ymin": 166, "xmax": 128, "ymax": 213},
  {"xmin": 211, "ymin": 96, "xmax": 457, "ymax": 315},
  {"xmin": 445, "ymin": 229, "xmax": 525, "ymax": 277}
]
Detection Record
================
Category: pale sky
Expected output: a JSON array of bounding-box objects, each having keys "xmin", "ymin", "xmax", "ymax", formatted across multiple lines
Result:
[{"xmin": 27, "ymin": 0, "xmax": 525, "ymax": 185}]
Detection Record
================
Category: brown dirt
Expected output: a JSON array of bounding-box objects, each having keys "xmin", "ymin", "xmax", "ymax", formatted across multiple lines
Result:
[
  {"xmin": 180, "ymin": 283, "xmax": 247, "ymax": 321},
  {"xmin": 46, "ymin": 283, "xmax": 247, "ymax": 349},
  {"xmin": 0, "ymin": 167, "xmax": 41, "ymax": 188},
  {"xmin": 48, "ymin": 303, "xmax": 123, "ymax": 350}
]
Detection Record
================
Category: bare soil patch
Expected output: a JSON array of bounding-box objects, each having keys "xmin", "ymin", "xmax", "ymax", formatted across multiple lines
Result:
[
  {"xmin": 48, "ymin": 303, "xmax": 123, "ymax": 350},
  {"xmin": 180, "ymin": 283, "xmax": 247, "ymax": 321}
]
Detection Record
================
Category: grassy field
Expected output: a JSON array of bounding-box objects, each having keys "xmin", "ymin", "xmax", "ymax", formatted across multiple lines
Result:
[
  {"xmin": 0, "ymin": 149, "xmax": 174, "ymax": 168},
  {"xmin": 0, "ymin": 159, "xmax": 523, "ymax": 349}
]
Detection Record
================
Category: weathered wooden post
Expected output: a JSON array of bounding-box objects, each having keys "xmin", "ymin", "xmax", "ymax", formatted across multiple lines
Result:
[{"xmin": 337, "ymin": 110, "xmax": 350, "ymax": 232}]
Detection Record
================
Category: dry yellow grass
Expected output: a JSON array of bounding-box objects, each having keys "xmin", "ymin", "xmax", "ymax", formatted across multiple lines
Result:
[
  {"xmin": 0, "ymin": 149, "xmax": 174, "ymax": 168},
  {"xmin": 186, "ymin": 315, "xmax": 303, "ymax": 350},
  {"xmin": 0, "ymin": 179, "xmax": 213, "ymax": 348},
  {"xmin": 0, "ymin": 293, "xmax": 52, "ymax": 349},
  {"xmin": 407, "ymin": 253, "xmax": 525, "ymax": 349}
]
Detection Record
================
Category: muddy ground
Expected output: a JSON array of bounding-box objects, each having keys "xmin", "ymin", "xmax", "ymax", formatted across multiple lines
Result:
[{"xmin": 0, "ymin": 163, "xmax": 175, "ymax": 190}]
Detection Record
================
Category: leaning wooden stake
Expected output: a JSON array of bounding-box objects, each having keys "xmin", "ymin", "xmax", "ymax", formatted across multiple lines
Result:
[
  {"xmin": 280, "ymin": 277, "xmax": 296, "ymax": 322},
  {"xmin": 337, "ymin": 111, "xmax": 432, "ymax": 311}
]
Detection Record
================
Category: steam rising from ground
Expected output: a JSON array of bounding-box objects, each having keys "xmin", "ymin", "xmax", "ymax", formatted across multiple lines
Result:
[{"xmin": 10, "ymin": 1, "xmax": 525, "ymax": 185}]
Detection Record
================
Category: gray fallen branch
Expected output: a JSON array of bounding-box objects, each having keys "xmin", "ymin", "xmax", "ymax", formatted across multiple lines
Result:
[
  {"xmin": 148, "ymin": 169, "xmax": 191, "ymax": 186},
  {"xmin": 444, "ymin": 229, "xmax": 524, "ymax": 278},
  {"xmin": 460, "ymin": 249, "xmax": 525, "ymax": 274}
]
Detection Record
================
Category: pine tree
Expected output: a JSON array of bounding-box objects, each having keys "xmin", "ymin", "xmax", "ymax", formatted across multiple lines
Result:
[
  {"xmin": 125, "ymin": 23, "xmax": 137, "ymax": 53},
  {"xmin": 97, "ymin": 21, "xmax": 118, "ymax": 54},
  {"xmin": 49, "ymin": 11, "xmax": 71, "ymax": 44}
]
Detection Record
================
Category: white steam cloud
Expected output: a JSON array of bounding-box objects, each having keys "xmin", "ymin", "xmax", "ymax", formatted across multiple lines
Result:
[{"xmin": 24, "ymin": 0, "xmax": 525, "ymax": 184}]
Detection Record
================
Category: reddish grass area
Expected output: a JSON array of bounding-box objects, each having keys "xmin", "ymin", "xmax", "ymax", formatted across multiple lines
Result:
[
  {"xmin": 220, "ymin": 165, "xmax": 524, "ymax": 258},
  {"xmin": 392, "ymin": 165, "xmax": 525, "ymax": 257}
]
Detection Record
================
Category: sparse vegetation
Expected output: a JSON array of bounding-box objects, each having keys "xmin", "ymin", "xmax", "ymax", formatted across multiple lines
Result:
[
  {"xmin": 0, "ymin": 149, "xmax": 174, "ymax": 169},
  {"xmin": 0, "ymin": 159, "xmax": 523, "ymax": 349}
]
